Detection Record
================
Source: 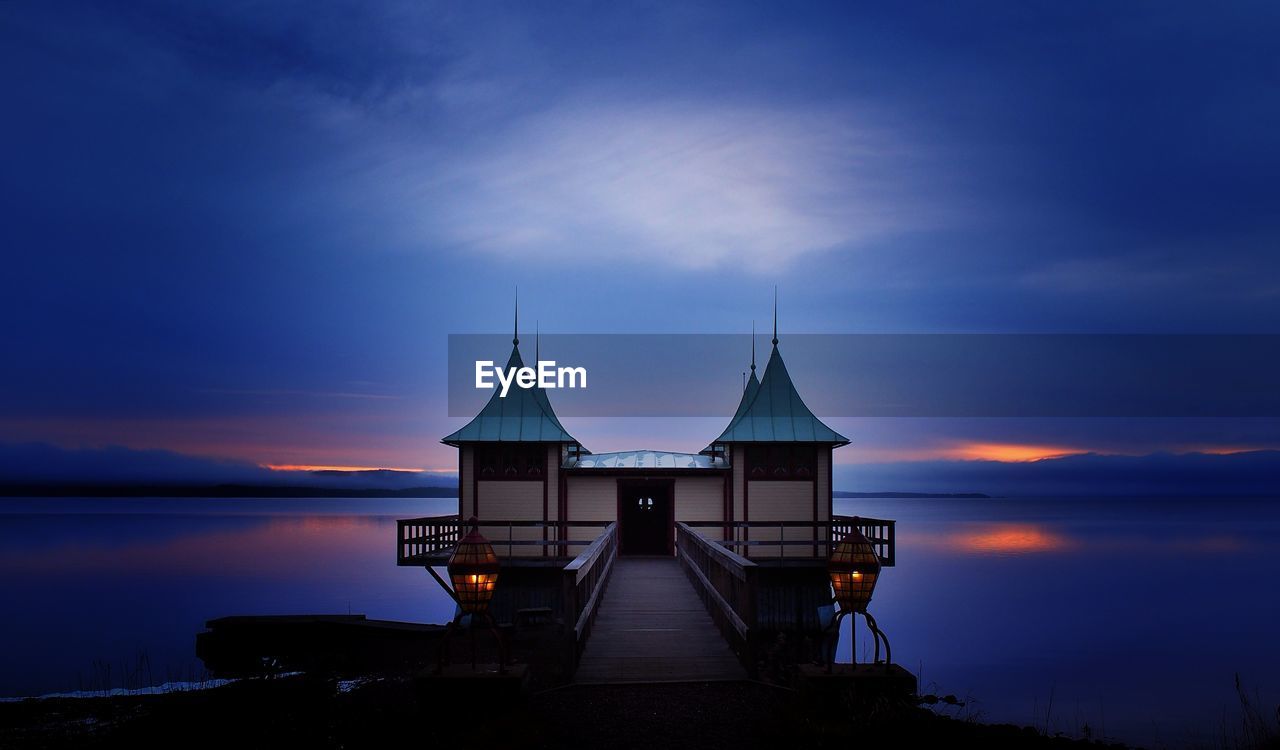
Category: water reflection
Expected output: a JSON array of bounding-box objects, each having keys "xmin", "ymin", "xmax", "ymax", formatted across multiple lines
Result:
[
  {"xmin": 903, "ymin": 521, "xmax": 1254, "ymax": 557},
  {"xmin": 907, "ymin": 522, "xmax": 1075, "ymax": 555},
  {"xmin": 0, "ymin": 516, "xmax": 386, "ymax": 576},
  {"xmin": 0, "ymin": 495, "xmax": 1276, "ymax": 749},
  {"xmin": 835, "ymin": 497, "xmax": 1279, "ymax": 747},
  {"xmin": 0, "ymin": 499, "xmax": 458, "ymax": 699}
]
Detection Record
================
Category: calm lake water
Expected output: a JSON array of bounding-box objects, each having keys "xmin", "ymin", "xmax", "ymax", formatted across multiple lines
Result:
[{"xmin": 1, "ymin": 496, "xmax": 1277, "ymax": 747}]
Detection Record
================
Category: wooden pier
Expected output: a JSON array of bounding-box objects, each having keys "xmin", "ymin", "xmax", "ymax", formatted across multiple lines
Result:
[
  {"xmin": 575, "ymin": 557, "xmax": 746, "ymax": 683},
  {"xmin": 396, "ymin": 515, "xmax": 896, "ymax": 683}
]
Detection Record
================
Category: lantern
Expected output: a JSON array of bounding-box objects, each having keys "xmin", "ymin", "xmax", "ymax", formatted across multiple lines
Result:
[
  {"xmin": 447, "ymin": 518, "xmax": 500, "ymax": 614},
  {"xmin": 828, "ymin": 527, "xmax": 881, "ymax": 613}
]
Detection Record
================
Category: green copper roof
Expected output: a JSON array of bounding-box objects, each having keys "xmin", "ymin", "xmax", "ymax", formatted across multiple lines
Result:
[
  {"xmin": 730, "ymin": 370, "xmax": 761, "ymax": 424},
  {"xmin": 708, "ymin": 343, "xmax": 849, "ymax": 446},
  {"xmin": 442, "ymin": 343, "xmax": 583, "ymax": 447},
  {"xmin": 700, "ymin": 336, "xmax": 761, "ymax": 456},
  {"xmin": 729, "ymin": 330, "xmax": 763, "ymax": 424}
]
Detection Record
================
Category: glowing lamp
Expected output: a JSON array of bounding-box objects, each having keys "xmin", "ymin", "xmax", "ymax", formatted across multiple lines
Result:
[
  {"xmin": 828, "ymin": 527, "xmax": 881, "ymax": 613},
  {"xmin": 447, "ymin": 518, "xmax": 500, "ymax": 614}
]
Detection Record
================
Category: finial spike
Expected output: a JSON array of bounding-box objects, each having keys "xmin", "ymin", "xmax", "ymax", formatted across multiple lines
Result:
[
  {"xmin": 513, "ymin": 287, "xmax": 519, "ymax": 346},
  {"xmin": 750, "ymin": 321, "xmax": 756, "ymax": 371},
  {"xmin": 772, "ymin": 286, "xmax": 779, "ymax": 346}
]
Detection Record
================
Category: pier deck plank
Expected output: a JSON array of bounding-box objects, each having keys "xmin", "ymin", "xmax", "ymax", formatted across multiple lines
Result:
[{"xmin": 574, "ymin": 557, "xmax": 747, "ymax": 684}]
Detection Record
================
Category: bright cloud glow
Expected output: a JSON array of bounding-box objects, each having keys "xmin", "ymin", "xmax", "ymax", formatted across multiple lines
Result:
[
  {"xmin": 422, "ymin": 102, "xmax": 936, "ymax": 271},
  {"xmin": 845, "ymin": 441, "xmax": 1091, "ymax": 464},
  {"xmin": 941, "ymin": 442, "xmax": 1091, "ymax": 463}
]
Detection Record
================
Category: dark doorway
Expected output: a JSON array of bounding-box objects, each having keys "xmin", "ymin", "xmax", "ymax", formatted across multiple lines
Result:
[{"xmin": 618, "ymin": 482, "xmax": 672, "ymax": 555}]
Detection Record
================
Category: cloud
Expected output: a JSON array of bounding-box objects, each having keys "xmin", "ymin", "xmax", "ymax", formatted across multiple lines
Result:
[
  {"xmin": 830, "ymin": 417, "xmax": 1280, "ymax": 464},
  {"xmin": 1015, "ymin": 233, "xmax": 1280, "ymax": 306},
  {"xmin": 1019, "ymin": 253, "xmax": 1200, "ymax": 295},
  {"xmin": 416, "ymin": 101, "xmax": 940, "ymax": 272},
  {"xmin": 0, "ymin": 442, "xmax": 270, "ymax": 485}
]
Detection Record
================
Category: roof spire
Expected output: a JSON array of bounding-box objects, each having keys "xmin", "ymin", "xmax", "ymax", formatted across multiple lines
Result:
[
  {"xmin": 513, "ymin": 287, "xmax": 519, "ymax": 346},
  {"xmin": 750, "ymin": 321, "xmax": 757, "ymax": 372},
  {"xmin": 772, "ymin": 286, "xmax": 778, "ymax": 346}
]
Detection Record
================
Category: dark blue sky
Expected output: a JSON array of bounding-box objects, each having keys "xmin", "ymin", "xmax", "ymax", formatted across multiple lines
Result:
[{"xmin": 2, "ymin": 2, "xmax": 1277, "ymax": 490}]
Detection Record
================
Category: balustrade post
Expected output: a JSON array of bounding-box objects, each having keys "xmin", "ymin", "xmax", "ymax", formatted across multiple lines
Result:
[
  {"xmin": 561, "ymin": 566, "xmax": 579, "ymax": 674},
  {"xmin": 744, "ymin": 564, "xmax": 759, "ymax": 677}
]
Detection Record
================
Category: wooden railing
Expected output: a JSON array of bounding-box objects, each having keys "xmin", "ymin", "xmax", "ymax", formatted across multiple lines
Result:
[
  {"xmin": 396, "ymin": 516, "xmax": 612, "ymax": 564},
  {"xmin": 397, "ymin": 515, "xmax": 461, "ymax": 562},
  {"xmin": 675, "ymin": 522, "xmax": 758, "ymax": 672},
  {"xmin": 562, "ymin": 522, "xmax": 619, "ymax": 671},
  {"xmin": 681, "ymin": 515, "xmax": 895, "ymax": 566},
  {"xmin": 400, "ymin": 516, "xmax": 894, "ymax": 565},
  {"xmin": 834, "ymin": 515, "xmax": 895, "ymax": 566}
]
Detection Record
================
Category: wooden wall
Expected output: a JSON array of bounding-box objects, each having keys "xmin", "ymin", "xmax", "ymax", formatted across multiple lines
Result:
[
  {"xmin": 816, "ymin": 448, "xmax": 830, "ymax": 546},
  {"xmin": 476, "ymin": 480, "xmax": 543, "ymax": 556},
  {"xmin": 475, "ymin": 480, "xmax": 542, "ymax": 519},
  {"xmin": 545, "ymin": 445, "xmax": 560, "ymax": 523},
  {"xmin": 744, "ymin": 480, "xmax": 814, "ymax": 558},
  {"xmin": 732, "ymin": 445, "xmax": 745, "ymax": 527},
  {"xmin": 737, "ymin": 446, "xmax": 834, "ymax": 558},
  {"xmin": 673, "ymin": 476, "xmax": 723, "ymax": 522},
  {"xmin": 459, "ymin": 446, "xmax": 474, "ymax": 518},
  {"xmin": 564, "ymin": 476, "xmax": 616, "ymax": 546}
]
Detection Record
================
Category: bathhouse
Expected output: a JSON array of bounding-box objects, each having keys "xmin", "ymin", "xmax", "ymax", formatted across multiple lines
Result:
[
  {"xmin": 396, "ymin": 310, "xmax": 895, "ymax": 679},
  {"xmin": 435, "ymin": 319, "xmax": 856, "ymax": 559}
]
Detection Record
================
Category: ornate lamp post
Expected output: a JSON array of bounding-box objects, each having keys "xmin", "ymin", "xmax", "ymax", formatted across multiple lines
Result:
[
  {"xmin": 433, "ymin": 518, "xmax": 508, "ymax": 673},
  {"xmin": 448, "ymin": 521, "xmax": 501, "ymax": 614},
  {"xmin": 826, "ymin": 523, "xmax": 892, "ymax": 672}
]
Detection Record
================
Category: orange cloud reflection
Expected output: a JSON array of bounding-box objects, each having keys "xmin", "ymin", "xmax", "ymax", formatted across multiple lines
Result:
[
  {"xmin": 907, "ymin": 523, "xmax": 1076, "ymax": 555},
  {"xmin": 0, "ymin": 516, "xmax": 389, "ymax": 577}
]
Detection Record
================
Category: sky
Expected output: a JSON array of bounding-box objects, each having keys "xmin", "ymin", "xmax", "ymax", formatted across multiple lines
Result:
[{"xmin": 1, "ymin": 2, "xmax": 1278, "ymax": 493}]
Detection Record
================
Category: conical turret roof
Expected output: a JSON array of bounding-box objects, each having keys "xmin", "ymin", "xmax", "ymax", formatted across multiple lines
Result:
[
  {"xmin": 707, "ymin": 341, "xmax": 848, "ymax": 447},
  {"xmin": 442, "ymin": 341, "xmax": 584, "ymax": 448},
  {"xmin": 732, "ymin": 370, "xmax": 761, "ymax": 424}
]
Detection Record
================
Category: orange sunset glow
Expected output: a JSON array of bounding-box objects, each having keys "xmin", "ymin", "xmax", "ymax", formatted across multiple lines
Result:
[
  {"xmin": 848, "ymin": 441, "xmax": 1094, "ymax": 464},
  {"xmin": 940, "ymin": 442, "xmax": 1090, "ymax": 462}
]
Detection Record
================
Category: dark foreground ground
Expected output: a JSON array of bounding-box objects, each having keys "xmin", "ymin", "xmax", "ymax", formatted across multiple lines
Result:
[{"xmin": 0, "ymin": 675, "xmax": 1133, "ymax": 750}]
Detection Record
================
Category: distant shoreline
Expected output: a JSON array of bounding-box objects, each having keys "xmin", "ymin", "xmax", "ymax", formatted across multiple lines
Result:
[
  {"xmin": 0, "ymin": 485, "xmax": 989, "ymax": 500},
  {"xmin": 0, "ymin": 483, "xmax": 998, "ymax": 496},
  {"xmin": 833, "ymin": 491, "xmax": 990, "ymax": 498},
  {"xmin": 9, "ymin": 488, "xmax": 1274, "ymax": 500},
  {"xmin": 0, "ymin": 484, "xmax": 458, "ymax": 499}
]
